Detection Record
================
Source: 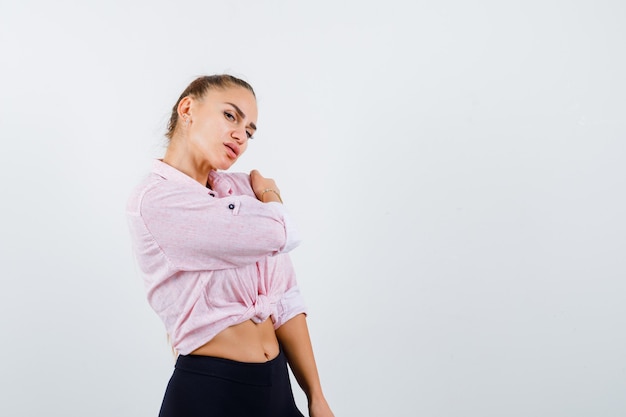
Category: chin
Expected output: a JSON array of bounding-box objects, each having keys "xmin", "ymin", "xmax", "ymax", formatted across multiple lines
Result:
[{"xmin": 218, "ymin": 160, "xmax": 236, "ymax": 171}]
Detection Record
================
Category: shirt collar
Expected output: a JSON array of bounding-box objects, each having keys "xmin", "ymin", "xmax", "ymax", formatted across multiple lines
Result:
[
  {"xmin": 152, "ymin": 159, "xmax": 233, "ymax": 196},
  {"xmin": 152, "ymin": 159, "xmax": 206, "ymax": 189}
]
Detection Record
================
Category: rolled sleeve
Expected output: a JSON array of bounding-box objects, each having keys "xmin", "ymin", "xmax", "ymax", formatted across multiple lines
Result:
[
  {"xmin": 265, "ymin": 202, "xmax": 301, "ymax": 253},
  {"xmin": 273, "ymin": 285, "xmax": 308, "ymax": 329}
]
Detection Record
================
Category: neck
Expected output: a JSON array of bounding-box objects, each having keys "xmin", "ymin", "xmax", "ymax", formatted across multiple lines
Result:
[{"xmin": 163, "ymin": 139, "xmax": 214, "ymax": 185}]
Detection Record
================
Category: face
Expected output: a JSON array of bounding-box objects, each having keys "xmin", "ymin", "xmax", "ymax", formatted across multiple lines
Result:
[{"xmin": 181, "ymin": 86, "xmax": 258, "ymax": 171}]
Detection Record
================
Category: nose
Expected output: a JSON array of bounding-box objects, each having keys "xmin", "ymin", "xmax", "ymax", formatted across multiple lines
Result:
[{"xmin": 231, "ymin": 127, "xmax": 248, "ymax": 144}]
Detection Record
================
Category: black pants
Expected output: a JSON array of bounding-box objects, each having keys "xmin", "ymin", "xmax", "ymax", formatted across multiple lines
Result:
[{"xmin": 158, "ymin": 350, "xmax": 304, "ymax": 417}]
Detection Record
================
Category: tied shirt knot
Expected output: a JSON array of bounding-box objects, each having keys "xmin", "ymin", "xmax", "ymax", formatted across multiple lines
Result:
[{"xmin": 250, "ymin": 294, "xmax": 273, "ymax": 324}]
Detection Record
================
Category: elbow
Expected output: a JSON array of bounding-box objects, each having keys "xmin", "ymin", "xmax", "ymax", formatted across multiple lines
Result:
[{"xmin": 278, "ymin": 217, "xmax": 301, "ymax": 253}]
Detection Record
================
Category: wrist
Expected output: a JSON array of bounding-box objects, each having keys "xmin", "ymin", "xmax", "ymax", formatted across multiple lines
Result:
[
  {"xmin": 260, "ymin": 188, "xmax": 283, "ymax": 203},
  {"xmin": 308, "ymin": 394, "xmax": 333, "ymax": 416},
  {"xmin": 305, "ymin": 385, "xmax": 325, "ymax": 403}
]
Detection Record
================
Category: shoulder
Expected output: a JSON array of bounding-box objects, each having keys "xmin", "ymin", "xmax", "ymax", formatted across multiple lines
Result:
[
  {"xmin": 127, "ymin": 172, "xmax": 164, "ymax": 214},
  {"xmin": 127, "ymin": 172, "xmax": 198, "ymax": 215}
]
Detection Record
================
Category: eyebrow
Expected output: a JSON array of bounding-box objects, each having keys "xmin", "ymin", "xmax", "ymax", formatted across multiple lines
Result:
[{"xmin": 225, "ymin": 102, "xmax": 257, "ymax": 131}]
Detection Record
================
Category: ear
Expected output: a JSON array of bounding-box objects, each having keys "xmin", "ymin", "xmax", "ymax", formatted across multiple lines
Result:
[{"xmin": 177, "ymin": 96, "xmax": 193, "ymax": 120}]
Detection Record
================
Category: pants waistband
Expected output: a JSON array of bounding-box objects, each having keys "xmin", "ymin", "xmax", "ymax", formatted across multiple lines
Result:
[{"xmin": 174, "ymin": 349, "xmax": 285, "ymax": 386}]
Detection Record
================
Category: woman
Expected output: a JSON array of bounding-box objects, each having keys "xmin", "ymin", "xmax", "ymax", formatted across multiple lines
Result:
[{"xmin": 127, "ymin": 75, "xmax": 334, "ymax": 417}]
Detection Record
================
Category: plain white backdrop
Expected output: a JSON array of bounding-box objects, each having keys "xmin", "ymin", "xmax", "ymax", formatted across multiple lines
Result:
[{"xmin": 1, "ymin": 1, "xmax": 625, "ymax": 416}]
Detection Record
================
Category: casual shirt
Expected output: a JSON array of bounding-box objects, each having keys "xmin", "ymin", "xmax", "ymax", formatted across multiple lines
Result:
[{"xmin": 126, "ymin": 160, "xmax": 306, "ymax": 355}]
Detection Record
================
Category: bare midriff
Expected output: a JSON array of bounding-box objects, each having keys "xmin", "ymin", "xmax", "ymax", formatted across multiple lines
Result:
[{"xmin": 189, "ymin": 319, "xmax": 280, "ymax": 363}]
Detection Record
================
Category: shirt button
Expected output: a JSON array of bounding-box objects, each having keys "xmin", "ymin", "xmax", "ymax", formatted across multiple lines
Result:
[
  {"xmin": 228, "ymin": 203, "xmax": 235, "ymax": 210},
  {"xmin": 209, "ymin": 192, "xmax": 215, "ymax": 197}
]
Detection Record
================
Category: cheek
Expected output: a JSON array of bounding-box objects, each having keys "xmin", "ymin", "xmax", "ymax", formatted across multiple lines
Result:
[{"xmin": 192, "ymin": 122, "xmax": 220, "ymax": 144}]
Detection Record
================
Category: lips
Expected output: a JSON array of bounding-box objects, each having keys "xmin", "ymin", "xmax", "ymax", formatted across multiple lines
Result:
[{"xmin": 224, "ymin": 142, "xmax": 240, "ymax": 159}]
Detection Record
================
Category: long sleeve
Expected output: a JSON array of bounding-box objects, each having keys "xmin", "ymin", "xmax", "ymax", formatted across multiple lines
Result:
[{"xmin": 133, "ymin": 179, "xmax": 300, "ymax": 271}]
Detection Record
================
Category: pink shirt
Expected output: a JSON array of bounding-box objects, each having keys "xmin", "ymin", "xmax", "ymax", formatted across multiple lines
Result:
[{"xmin": 126, "ymin": 160, "xmax": 307, "ymax": 355}]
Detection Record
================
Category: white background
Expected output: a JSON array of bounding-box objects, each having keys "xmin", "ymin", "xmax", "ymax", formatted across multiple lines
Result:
[{"xmin": 1, "ymin": 1, "xmax": 625, "ymax": 416}]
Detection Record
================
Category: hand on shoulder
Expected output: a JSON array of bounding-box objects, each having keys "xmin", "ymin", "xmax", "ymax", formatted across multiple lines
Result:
[{"xmin": 250, "ymin": 169, "xmax": 282, "ymax": 203}]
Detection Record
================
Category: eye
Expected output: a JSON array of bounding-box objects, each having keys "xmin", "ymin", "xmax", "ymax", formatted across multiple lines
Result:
[
  {"xmin": 246, "ymin": 131, "xmax": 254, "ymax": 140},
  {"xmin": 224, "ymin": 111, "xmax": 236, "ymax": 121}
]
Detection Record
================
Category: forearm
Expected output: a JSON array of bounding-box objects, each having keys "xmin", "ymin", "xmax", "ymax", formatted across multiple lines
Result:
[{"xmin": 275, "ymin": 313, "xmax": 325, "ymax": 402}]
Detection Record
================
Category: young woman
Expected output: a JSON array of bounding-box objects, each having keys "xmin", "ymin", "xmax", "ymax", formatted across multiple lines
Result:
[{"xmin": 126, "ymin": 75, "xmax": 334, "ymax": 417}]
